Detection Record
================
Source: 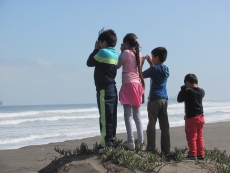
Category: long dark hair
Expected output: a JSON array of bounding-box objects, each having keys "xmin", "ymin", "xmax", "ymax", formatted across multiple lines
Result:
[{"xmin": 123, "ymin": 33, "xmax": 145, "ymax": 101}]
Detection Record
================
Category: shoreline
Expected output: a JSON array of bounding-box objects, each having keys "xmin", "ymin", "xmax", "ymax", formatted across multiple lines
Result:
[
  {"xmin": 1, "ymin": 121, "xmax": 229, "ymax": 151},
  {"xmin": 0, "ymin": 121, "xmax": 229, "ymax": 173}
]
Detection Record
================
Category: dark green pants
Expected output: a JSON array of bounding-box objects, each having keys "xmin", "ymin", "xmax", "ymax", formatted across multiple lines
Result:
[{"xmin": 146, "ymin": 99, "xmax": 170, "ymax": 153}]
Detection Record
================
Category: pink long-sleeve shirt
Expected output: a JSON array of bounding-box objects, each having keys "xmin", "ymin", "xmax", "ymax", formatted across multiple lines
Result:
[{"xmin": 117, "ymin": 50, "xmax": 142, "ymax": 84}]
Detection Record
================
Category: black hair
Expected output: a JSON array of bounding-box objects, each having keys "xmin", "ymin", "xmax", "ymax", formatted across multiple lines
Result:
[
  {"xmin": 123, "ymin": 33, "xmax": 145, "ymax": 89},
  {"xmin": 97, "ymin": 28, "xmax": 117, "ymax": 47},
  {"xmin": 184, "ymin": 74, "xmax": 198, "ymax": 84},
  {"xmin": 151, "ymin": 47, "xmax": 167, "ymax": 62}
]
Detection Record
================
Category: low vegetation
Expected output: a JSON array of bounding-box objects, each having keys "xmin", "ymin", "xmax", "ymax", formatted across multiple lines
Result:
[{"xmin": 53, "ymin": 138, "xmax": 230, "ymax": 173}]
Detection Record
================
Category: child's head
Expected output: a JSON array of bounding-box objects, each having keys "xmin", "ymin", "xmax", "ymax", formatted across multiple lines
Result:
[
  {"xmin": 151, "ymin": 47, "xmax": 167, "ymax": 64},
  {"xmin": 97, "ymin": 29, "xmax": 117, "ymax": 48},
  {"xmin": 123, "ymin": 33, "xmax": 139, "ymax": 51},
  {"xmin": 123, "ymin": 33, "xmax": 144, "ymax": 84},
  {"xmin": 184, "ymin": 73, "xmax": 198, "ymax": 88}
]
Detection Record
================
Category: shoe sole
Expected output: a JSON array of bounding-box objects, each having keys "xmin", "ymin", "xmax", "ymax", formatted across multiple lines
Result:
[
  {"xmin": 186, "ymin": 157, "xmax": 197, "ymax": 160},
  {"xmin": 122, "ymin": 146, "xmax": 135, "ymax": 150},
  {"xmin": 120, "ymin": 143, "xmax": 135, "ymax": 150},
  {"xmin": 197, "ymin": 157, "xmax": 205, "ymax": 160}
]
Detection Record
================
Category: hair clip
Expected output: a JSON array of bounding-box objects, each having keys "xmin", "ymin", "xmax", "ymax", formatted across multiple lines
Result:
[{"xmin": 134, "ymin": 39, "xmax": 138, "ymax": 43}]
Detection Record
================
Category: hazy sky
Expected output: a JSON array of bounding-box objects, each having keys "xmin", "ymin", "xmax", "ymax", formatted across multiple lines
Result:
[{"xmin": 0, "ymin": 0, "xmax": 230, "ymax": 105}]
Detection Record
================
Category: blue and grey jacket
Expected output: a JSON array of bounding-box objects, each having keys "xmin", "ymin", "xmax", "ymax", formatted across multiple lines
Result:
[{"xmin": 142, "ymin": 64, "xmax": 170, "ymax": 102}]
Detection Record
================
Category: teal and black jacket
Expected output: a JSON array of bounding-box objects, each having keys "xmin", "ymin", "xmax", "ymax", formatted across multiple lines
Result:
[
  {"xmin": 87, "ymin": 47, "xmax": 118, "ymax": 147},
  {"xmin": 87, "ymin": 48, "xmax": 118, "ymax": 91}
]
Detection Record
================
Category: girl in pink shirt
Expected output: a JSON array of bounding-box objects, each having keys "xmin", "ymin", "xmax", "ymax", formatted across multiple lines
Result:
[{"xmin": 117, "ymin": 33, "xmax": 145, "ymax": 150}]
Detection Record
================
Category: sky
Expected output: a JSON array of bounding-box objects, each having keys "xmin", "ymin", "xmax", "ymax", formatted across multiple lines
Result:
[{"xmin": 0, "ymin": 0, "xmax": 230, "ymax": 106}]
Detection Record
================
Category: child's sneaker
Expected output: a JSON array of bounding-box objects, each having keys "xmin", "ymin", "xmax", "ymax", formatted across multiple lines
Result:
[
  {"xmin": 136, "ymin": 142, "xmax": 145, "ymax": 150},
  {"xmin": 121, "ymin": 141, "xmax": 135, "ymax": 150},
  {"xmin": 197, "ymin": 155, "xmax": 205, "ymax": 160},
  {"xmin": 136, "ymin": 142, "xmax": 143, "ymax": 147},
  {"xmin": 98, "ymin": 145, "xmax": 113, "ymax": 154},
  {"xmin": 146, "ymin": 146, "xmax": 156, "ymax": 153},
  {"xmin": 185, "ymin": 155, "xmax": 197, "ymax": 160},
  {"xmin": 162, "ymin": 153, "xmax": 171, "ymax": 162},
  {"xmin": 97, "ymin": 145, "xmax": 105, "ymax": 154}
]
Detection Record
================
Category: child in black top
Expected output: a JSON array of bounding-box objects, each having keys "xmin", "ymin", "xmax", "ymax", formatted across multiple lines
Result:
[{"xmin": 177, "ymin": 74, "xmax": 205, "ymax": 160}]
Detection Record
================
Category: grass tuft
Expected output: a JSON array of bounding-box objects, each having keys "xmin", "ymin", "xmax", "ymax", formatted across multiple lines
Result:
[
  {"xmin": 54, "ymin": 139, "xmax": 230, "ymax": 172},
  {"xmin": 204, "ymin": 148, "xmax": 230, "ymax": 173}
]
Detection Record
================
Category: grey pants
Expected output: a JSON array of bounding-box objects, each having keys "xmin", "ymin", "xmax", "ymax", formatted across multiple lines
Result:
[
  {"xmin": 147, "ymin": 99, "xmax": 170, "ymax": 153},
  {"xmin": 123, "ymin": 104, "xmax": 143, "ymax": 144}
]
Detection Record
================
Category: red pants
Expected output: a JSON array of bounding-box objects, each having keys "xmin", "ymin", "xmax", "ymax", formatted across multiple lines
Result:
[{"xmin": 185, "ymin": 115, "xmax": 205, "ymax": 156}]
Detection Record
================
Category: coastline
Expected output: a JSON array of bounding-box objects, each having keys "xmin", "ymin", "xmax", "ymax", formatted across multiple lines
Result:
[{"xmin": 0, "ymin": 121, "xmax": 229, "ymax": 173}]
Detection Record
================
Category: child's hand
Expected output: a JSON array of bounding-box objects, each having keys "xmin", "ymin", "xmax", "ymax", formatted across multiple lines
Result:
[
  {"xmin": 95, "ymin": 41, "xmax": 100, "ymax": 50},
  {"xmin": 184, "ymin": 115, "xmax": 187, "ymax": 120},
  {"xmin": 140, "ymin": 56, "xmax": 145, "ymax": 67},
  {"xmin": 120, "ymin": 44, "xmax": 125, "ymax": 52},
  {"xmin": 145, "ymin": 55, "xmax": 153, "ymax": 66}
]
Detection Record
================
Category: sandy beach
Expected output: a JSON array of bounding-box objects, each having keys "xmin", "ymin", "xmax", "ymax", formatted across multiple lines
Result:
[{"xmin": 0, "ymin": 121, "xmax": 229, "ymax": 173}]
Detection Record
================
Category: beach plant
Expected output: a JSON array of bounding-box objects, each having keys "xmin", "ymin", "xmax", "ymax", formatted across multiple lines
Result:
[
  {"xmin": 113, "ymin": 137, "xmax": 123, "ymax": 148},
  {"xmin": 215, "ymin": 164, "xmax": 230, "ymax": 173},
  {"xmin": 101, "ymin": 146, "xmax": 163, "ymax": 171},
  {"xmin": 77, "ymin": 142, "xmax": 92, "ymax": 154},
  {"xmin": 92, "ymin": 142, "xmax": 100, "ymax": 153},
  {"xmin": 53, "ymin": 140, "xmax": 230, "ymax": 173},
  {"xmin": 204, "ymin": 148, "xmax": 230, "ymax": 173},
  {"xmin": 54, "ymin": 142, "xmax": 92, "ymax": 156},
  {"xmin": 170, "ymin": 147, "xmax": 187, "ymax": 161},
  {"xmin": 54, "ymin": 147, "xmax": 72, "ymax": 157},
  {"xmin": 134, "ymin": 139, "xmax": 146, "ymax": 153}
]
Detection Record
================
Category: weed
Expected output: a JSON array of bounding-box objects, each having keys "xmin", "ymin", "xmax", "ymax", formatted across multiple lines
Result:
[{"xmin": 54, "ymin": 140, "xmax": 230, "ymax": 172}]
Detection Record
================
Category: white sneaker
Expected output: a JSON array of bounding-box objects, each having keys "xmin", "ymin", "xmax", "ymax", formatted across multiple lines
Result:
[
  {"xmin": 136, "ymin": 142, "xmax": 144, "ymax": 150},
  {"xmin": 121, "ymin": 141, "xmax": 135, "ymax": 150}
]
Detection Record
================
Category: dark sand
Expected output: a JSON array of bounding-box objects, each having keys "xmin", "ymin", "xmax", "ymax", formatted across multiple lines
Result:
[{"xmin": 0, "ymin": 121, "xmax": 229, "ymax": 173}]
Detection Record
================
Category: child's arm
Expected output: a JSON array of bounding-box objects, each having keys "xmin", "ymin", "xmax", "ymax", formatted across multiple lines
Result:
[
  {"xmin": 86, "ymin": 41, "xmax": 100, "ymax": 67},
  {"xmin": 140, "ymin": 55, "xmax": 154, "ymax": 79},
  {"xmin": 177, "ymin": 85, "xmax": 187, "ymax": 103},
  {"xmin": 145, "ymin": 55, "xmax": 153, "ymax": 67},
  {"xmin": 140, "ymin": 56, "xmax": 146, "ymax": 78},
  {"xmin": 141, "ymin": 64, "xmax": 156, "ymax": 79},
  {"xmin": 117, "ymin": 50, "xmax": 127, "ymax": 69}
]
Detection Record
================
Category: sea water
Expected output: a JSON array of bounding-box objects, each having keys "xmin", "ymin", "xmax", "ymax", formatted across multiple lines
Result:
[{"xmin": 0, "ymin": 100, "xmax": 229, "ymax": 150}]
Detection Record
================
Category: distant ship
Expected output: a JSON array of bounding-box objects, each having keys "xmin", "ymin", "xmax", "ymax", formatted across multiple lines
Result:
[{"xmin": 0, "ymin": 101, "xmax": 2, "ymax": 105}]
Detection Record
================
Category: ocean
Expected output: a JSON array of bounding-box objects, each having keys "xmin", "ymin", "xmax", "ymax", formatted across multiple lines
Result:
[{"xmin": 0, "ymin": 100, "xmax": 229, "ymax": 150}]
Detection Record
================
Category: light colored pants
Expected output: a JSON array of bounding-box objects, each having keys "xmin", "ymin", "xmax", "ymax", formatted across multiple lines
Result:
[{"xmin": 123, "ymin": 104, "xmax": 143, "ymax": 144}]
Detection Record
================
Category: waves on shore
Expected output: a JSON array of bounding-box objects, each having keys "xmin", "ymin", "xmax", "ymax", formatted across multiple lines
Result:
[{"xmin": 0, "ymin": 101, "xmax": 229, "ymax": 149}]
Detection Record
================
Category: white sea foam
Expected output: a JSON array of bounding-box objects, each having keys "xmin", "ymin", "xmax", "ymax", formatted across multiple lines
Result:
[
  {"xmin": 0, "ymin": 111, "xmax": 40, "ymax": 118},
  {"xmin": 0, "ymin": 129, "xmax": 103, "ymax": 145},
  {"xmin": 205, "ymin": 113, "xmax": 230, "ymax": 123},
  {"xmin": 204, "ymin": 106, "xmax": 230, "ymax": 113},
  {"xmin": 203, "ymin": 101, "xmax": 230, "ymax": 107},
  {"xmin": 0, "ymin": 115, "xmax": 99, "ymax": 125},
  {"xmin": 0, "ymin": 107, "xmax": 98, "ymax": 118},
  {"xmin": 169, "ymin": 119, "xmax": 185, "ymax": 127},
  {"xmin": 0, "ymin": 101, "xmax": 229, "ymax": 150},
  {"xmin": 168, "ymin": 103, "xmax": 184, "ymax": 108},
  {"xmin": 0, "ymin": 133, "xmax": 61, "ymax": 144}
]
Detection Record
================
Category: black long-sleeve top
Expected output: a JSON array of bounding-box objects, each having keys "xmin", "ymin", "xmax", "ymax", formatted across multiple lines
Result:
[{"xmin": 177, "ymin": 86, "xmax": 205, "ymax": 118}]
